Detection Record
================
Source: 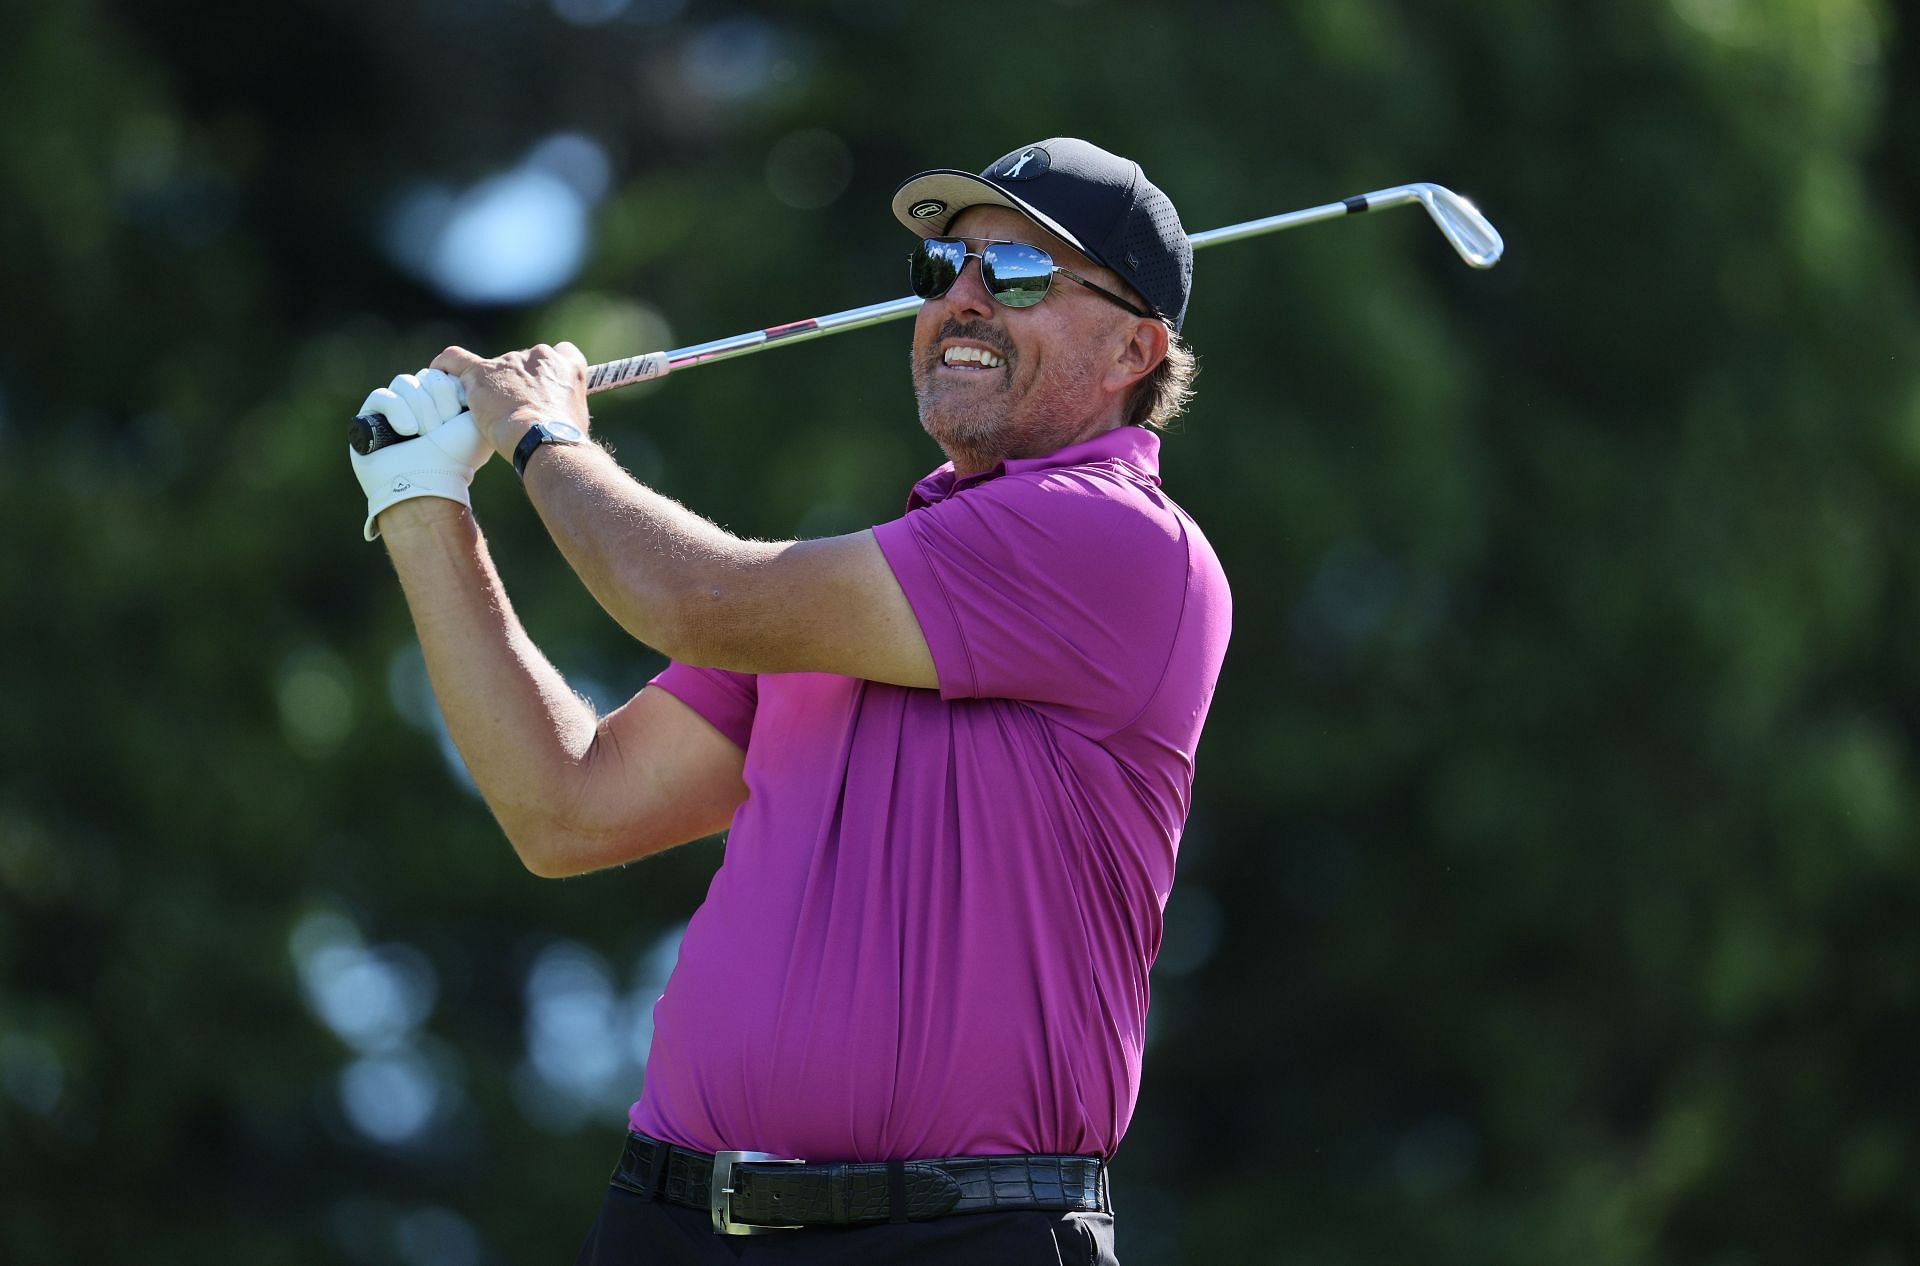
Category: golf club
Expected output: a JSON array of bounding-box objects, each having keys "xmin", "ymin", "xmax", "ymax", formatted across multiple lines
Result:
[{"xmin": 350, "ymin": 181, "xmax": 1502, "ymax": 455}]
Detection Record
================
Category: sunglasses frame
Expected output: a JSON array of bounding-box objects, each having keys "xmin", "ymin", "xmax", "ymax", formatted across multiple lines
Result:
[{"xmin": 910, "ymin": 237, "xmax": 1155, "ymax": 320}]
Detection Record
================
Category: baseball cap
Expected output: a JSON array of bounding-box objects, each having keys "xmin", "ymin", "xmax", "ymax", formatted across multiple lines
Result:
[{"xmin": 891, "ymin": 138, "xmax": 1193, "ymax": 332}]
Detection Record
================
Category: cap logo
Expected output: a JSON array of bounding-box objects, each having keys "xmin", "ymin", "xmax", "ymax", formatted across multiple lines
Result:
[
  {"xmin": 992, "ymin": 146, "xmax": 1050, "ymax": 182},
  {"xmin": 908, "ymin": 199, "xmax": 946, "ymax": 220}
]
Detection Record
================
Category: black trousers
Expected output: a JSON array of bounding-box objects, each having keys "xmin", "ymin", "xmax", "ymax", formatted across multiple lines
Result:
[{"xmin": 573, "ymin": 1184, "xmax": 1119, "ymax": 1265}]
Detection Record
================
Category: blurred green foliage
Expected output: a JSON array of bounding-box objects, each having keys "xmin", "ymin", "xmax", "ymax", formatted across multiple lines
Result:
[{"xmin": 3, "ymin": 1, "xmax": 1918, "ymax": 1262}]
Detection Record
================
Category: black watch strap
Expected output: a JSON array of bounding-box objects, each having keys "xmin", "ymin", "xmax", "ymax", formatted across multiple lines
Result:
[{"xmin": 513, "ymin": 422, "xmax": 585, "ymax": 479}]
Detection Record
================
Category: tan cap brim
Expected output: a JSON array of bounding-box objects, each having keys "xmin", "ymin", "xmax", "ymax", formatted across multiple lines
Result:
[{"xmin": 890, "ymin": 169, "xmax": 1093, "ymax": 257}]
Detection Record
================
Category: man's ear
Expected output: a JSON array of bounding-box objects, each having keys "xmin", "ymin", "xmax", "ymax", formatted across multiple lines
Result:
[{"xmin": 1107, "ymin": 318, "xmax": 1170, "ymax": 393}]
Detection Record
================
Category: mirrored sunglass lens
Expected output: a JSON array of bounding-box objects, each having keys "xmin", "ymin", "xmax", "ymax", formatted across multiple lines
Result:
[
  {"xmin": 911, "ymin": 239, "xmax": 966, "ymax": 297},
  {"xmin": 981, "ymin": 243, "xmax": 1053, "ymax": 308}
]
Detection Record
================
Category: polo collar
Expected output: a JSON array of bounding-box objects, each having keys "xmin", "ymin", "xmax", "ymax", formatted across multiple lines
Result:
[{"xmin": 905, "ymin": 427, "xmax": 1163, "ymax": 510}]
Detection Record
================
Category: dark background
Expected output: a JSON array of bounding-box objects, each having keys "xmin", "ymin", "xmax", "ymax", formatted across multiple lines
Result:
[{"xmin": 4, "ymin": 1, "xmax": 1918, "ymax": 1262}]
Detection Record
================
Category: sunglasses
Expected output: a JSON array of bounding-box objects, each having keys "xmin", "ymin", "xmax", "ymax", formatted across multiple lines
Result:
[{"xmin": 909, "ymin": 237, "xmax": 1152, "ymax": 318}]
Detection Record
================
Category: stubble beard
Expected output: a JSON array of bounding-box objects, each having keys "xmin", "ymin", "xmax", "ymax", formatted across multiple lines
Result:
[
  {"xmin": 911, "ymin": 318, "xmax": 1017, "ymax": 470},
  {"xmin": 910, "ymin": 318, "xmax": 1102, "ymax": 471}
]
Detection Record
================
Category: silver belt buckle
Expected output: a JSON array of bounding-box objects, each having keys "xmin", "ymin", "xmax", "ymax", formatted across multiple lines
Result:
[{"xmin": 710, "ymin": 1150, "xmax": 805, "ymax": 1235}]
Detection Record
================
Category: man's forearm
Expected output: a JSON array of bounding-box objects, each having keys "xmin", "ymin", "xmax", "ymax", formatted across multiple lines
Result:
[
  {"xmin": 517, "ymin": 442, "xmax": 779, "ymax": 664},
  {"xmin": 422, "ymin": 341, "xmax": 809, "ymax": 673},
  {"xmin": 419, "ymin": 340, "xmax": 930, "ymax": 687},
  {"xmin": 377, "ymin": 499, "xmax": 604, "ymax": 863}
]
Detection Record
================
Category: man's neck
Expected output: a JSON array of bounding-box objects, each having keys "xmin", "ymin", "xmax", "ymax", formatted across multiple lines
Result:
[{"xmin": 946, "ymin": 417, "xmax": 1124, "ymax": 478}]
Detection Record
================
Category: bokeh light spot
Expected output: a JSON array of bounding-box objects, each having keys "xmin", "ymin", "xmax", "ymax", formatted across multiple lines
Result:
[
  {"xmin": 514, "ymin": 927, "xmax": 684, "ymax": 1132},
  {"xmin": 0, "ymin": 1033, "xmax": 65, "ymax": 1116},
  {"xmin": 291, "ymin": 910, "xmax": 440, "ymax": 1054},
  {"xmin": 340, "ymin": 1051, "xmax": 441, "ymax": 1145},
  {"xmin": 385, "ymin": 134, "xmax": 614, "ymax": 307},
  {"xmin": 277, "ymin": 645, "xmax": 355, "ymax": 759}
]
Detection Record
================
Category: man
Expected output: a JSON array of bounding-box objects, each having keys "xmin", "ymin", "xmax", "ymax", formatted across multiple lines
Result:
[{"xmin": 350, "ymin": 138, "xmax": 1230, "ymax": 1263}]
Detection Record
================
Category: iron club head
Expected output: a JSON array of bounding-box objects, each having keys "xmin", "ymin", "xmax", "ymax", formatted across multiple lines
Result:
[{"xmin": 1407, "ymin": 183, "xmax": 1505, "ymax": 269}]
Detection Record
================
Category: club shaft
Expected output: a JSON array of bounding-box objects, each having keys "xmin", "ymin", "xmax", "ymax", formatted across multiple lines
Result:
[
  {"xmin": 657, "ymin": 295, "xmax": 925, "ymax": 378},
  {"xmin": 614, "ymin": 204, "xmax": 1359, "ymax": 385},
  {"xmin": 350, "ymin": 182, "xmax": 1500, "ymax": 452},
  {"xmin": 600, "ymin": 185, "xmax": 1497, "ymax": 390},
  {"xmin": 1186, "ymin": 199, "xmax": 1360, "ymax": 249}
]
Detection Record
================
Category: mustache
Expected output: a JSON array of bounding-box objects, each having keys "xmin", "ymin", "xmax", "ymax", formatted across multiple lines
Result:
[{"xmin": 926, "ymin": 318, "xmax": 1013, "ymax": 364}]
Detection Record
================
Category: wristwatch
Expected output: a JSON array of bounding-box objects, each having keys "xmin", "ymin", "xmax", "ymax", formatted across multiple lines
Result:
[{"xmin": 512, "ymin": 420, "xmax": 588, "ymax": 479}]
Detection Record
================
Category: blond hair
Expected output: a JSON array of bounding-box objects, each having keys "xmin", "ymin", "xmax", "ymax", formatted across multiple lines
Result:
[{"xmin": 1126, "ymin": 328, "xmax": 1198, "ymax": 430}]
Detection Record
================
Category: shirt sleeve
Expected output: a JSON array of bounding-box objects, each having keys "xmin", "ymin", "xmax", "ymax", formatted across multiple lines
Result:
[
  {"xmin": 650, "ymin": 662, "xmax": 758, "ymax": 751},
  {"xmin": 871, "ymin": 468, "xmax": 1190, "ymax": 737}
]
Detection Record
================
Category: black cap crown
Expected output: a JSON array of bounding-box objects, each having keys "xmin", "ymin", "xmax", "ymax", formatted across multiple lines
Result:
[{"xmin": 891, "ymin": 138, "xmax": 1192, "ymax": 332}]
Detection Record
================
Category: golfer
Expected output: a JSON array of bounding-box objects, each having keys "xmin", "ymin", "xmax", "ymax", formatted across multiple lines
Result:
[{"xmin": 351, "ymin": 138, "xmax": 1231, "ymax": 1263}]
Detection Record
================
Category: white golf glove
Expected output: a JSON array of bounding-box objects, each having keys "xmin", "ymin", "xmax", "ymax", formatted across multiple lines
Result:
[{"xmin": 349, "ymin": 368, "xmax": 492, "ymax": 541}]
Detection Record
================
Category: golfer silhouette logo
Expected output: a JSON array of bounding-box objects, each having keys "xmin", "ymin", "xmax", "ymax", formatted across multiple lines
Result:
[{"xmin": 996, "ymin": 147, "xmax": 1050, "ymax": 181}]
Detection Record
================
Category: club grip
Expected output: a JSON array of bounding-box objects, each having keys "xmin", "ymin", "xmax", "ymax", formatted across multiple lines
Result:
[
  {"xmin": 350, "ymin": 412, "xmax": 408, "ymax": 455},
  {"xmin": 350, "ymin": 351, "xmax": 671, "ymax": 454}
]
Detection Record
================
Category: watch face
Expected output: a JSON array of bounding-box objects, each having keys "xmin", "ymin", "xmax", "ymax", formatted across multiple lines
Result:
[{"xmin": 543, "ymin": 421, "xmax": 586, "ymax": 443}]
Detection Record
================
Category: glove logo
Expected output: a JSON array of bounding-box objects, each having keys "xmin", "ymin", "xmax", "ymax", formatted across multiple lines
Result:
[{"xmin": 391, "ymin": 478, "xmax": 411, "ymax": 492}]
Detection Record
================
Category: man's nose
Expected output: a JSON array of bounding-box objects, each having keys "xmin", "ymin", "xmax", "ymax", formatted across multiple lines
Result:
[{"xmin": 939, "ymin": 251, "xmax": 995, "ymax": 318}]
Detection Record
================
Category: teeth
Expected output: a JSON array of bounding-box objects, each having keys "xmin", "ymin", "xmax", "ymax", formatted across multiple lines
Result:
[{"xmin": 943, "ymin": 346, "xmax": 1004, "ymax": 368}]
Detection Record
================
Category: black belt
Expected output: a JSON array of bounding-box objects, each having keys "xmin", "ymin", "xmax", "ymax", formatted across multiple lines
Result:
[{"xmin": 610, "ymin": 1130, "xmax": 1110, "ymax": 1236}]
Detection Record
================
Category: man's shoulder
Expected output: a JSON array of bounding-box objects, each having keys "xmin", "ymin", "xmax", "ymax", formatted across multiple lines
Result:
[
  {"xmin": 892, "ymin": 434, "xmax": 1224, "ymax": 598},
  {"xmin": 990, "ymin": 451, "xmax": 1210, "ymax": 560}
]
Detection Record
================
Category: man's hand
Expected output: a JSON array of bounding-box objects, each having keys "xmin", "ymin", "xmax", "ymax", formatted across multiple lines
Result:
[
  {"xmin": 430, "ymin": 343, "xmax": 593, "ymax": 463},
  {"xmin": 349, "ymin": 368, "xmax": 492, "ymax": 541}
]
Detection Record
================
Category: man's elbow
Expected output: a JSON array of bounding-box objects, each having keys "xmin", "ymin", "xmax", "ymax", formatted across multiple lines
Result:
[
  {"xmin": 490, "ymin": 791, "xmax": 611, "ymax": 879},
  {"xmin": 502, "ymin": 810, "xmax": 673, "ymax": 879},
  {"xmin": 497, "ymin": 817, "xmax": 579, "ymax": 879}
]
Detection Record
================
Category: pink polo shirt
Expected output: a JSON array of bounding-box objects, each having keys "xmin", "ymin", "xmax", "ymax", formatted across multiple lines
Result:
[{"xmin": 629, "ymin": 427, "xmax": 1231, "ymax": 1161}]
